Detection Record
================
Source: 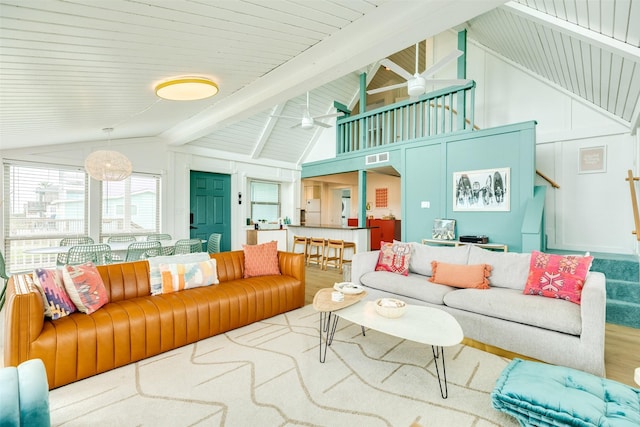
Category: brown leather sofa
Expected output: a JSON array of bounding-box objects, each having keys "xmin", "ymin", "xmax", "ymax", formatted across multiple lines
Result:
[{"xmin": 3, "ymin": 250, "xmax": 305, "ymax": 389}]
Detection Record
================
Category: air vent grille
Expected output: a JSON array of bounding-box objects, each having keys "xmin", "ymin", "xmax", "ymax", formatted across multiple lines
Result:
[{"xmin": 365, "ymin": 152, "xmax": 390, "ymax": 165}]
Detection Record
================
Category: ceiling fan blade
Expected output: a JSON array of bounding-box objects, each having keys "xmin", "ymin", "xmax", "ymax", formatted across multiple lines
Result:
[
  {"xmin": 379, "ymin": 59, "xmax": 413, "ymax": 81},
  {"xmin": 270, "ymin": 115, "xmax": 301, "ymax": 120},
  {"xmin": 421, "ymin": 49, "xmax": 464, "ymax": 77},
  {"xmin": 425, "ymin": 78, "xmax": 472, "ymax": 86},
  {"xmin": 367, "ymin": 82, "xmax": 408, "ymax": 95},
  {"xmin": 313, "ymin": 121, "xmax": 333, "ymax": 128},
  {"xmin": 313, "ymin": 112, "xmax": 343, "ymax": 119}
]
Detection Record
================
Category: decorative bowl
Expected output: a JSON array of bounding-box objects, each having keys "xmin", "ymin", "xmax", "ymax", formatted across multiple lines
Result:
[{"xmin": 374, "ymin": 298, "xmax": 407, "ymax": 318}]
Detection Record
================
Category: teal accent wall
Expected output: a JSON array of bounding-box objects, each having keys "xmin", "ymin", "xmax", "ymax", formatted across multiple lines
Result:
[{"xmin": 302, "ymin": 120, "xmax": 537, "ymax": 253}]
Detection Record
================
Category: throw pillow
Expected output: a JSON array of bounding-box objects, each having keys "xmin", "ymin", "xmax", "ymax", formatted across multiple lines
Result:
[
  {"xmin": 33, "ymin": 268, "xmax": 77, "ymax": 319},
  {"xmin": 428, "ymin": 261, "xmax": 492, "ymax": 289},
  {"xmin": 148, "ymin": 252, "xmax": 211, "ymax": 296},
  {"xmin": 61, "ymin": 262, "xmax": 109, "ymax": 314},
  {"xmin": 375, "ymin": 241, "xmax": 412, "ymax": 276},
  {"xmin": 159, "ymin": 259, "xmax": 219, "ymax": 294},
  {"xmin": 243, "ymin": 240, "xmax": 280, "ymax": 278},
  {"xmin": 523, "ymin": 251, "xmax": 593, "ymax": 305}
]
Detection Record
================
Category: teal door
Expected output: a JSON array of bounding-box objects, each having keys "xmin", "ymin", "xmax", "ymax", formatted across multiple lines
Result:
[{"xmin": 190, "ymin": 171, "xmax": 231, "ymax": 252}]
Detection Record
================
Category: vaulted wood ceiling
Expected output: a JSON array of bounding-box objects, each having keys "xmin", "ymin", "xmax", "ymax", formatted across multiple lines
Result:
[{"xmin": 1, "ymin": 0, "xmax": 638, "ymax": 166}]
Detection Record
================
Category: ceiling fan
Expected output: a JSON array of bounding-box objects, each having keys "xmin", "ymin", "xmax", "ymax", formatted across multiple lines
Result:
[
  {"xmin": 271, "ymin": 92, "xmax": 343, "ymax": 130},
  {"xmin": 367, "ymin": 43, "xmax": 472, "ymax": 97}
]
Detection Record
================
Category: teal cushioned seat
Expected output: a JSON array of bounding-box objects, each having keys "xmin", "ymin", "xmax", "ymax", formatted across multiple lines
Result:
[
  {"xmin": 492, "ymin": 358, "xmax": 640, "ymax": 427},
  {"xmin": 0, "ymin": 359, "xmax": 50, "ymax": 427}
]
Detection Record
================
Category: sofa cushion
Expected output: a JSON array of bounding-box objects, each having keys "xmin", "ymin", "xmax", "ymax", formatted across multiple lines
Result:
[
  {"xmin": 360, "ymin": 271, "xmax": 455, "ymax": 305},
  {"xmin": 158, "ymin": 258, "xmax": 219, "ymax": 294},
  {"xmin": 148, "ymin": 252, "xmax": 211, "ymax": 296},
  {"xmin": 62, "ymin": 262, "xmax": 109, "ymax": 314},
  {"xmin": 375, "ymin": 241, "xmax": 411, "ymax": 275},
  {"xmin": 429, "ymin": 261, "xmax": 492, "ymax": 289},
  {"xmin": 33, "ymin": 268, "xmax": 77, "ymax": 319},
  {"xmin": 408, "ymin": 243, "xmax": 470, "ymax": 276},
  {"xmin": 243, "ymin": 241, "xmax": 281, "ymax": 278},
  {"xmin": 468, "ymin": 245, "xmax": 531, "ymax": 290},
  {"xmin": 523, "ymin": 251, "xmax": 593, "ymax": 305},
  {"xmin": 443, "ymin": 287, "xmax": 582, "ymax": 335}
]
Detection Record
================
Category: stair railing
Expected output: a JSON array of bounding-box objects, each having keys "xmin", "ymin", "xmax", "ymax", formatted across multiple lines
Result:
[{"xmin": 626, "ymin": 170, "xmax": 640, "ymax": 241}]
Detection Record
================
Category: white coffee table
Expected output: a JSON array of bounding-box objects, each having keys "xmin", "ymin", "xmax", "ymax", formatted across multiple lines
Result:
[{"xmin": 315, "ymin": 294, "xmax": 463, "ymax": 399}]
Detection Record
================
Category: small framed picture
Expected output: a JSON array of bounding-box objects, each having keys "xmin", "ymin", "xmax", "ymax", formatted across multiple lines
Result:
[
  {"xmin": 453, "ymin": 168, "xmax": 510, "ymax": 212},
  {"xmin": 432, "ymin": 218, "xmax": 456, "ymax": 240},
  {"xmin": 579, "ymin": 146, "xmax": 606, "ymax": 174}
]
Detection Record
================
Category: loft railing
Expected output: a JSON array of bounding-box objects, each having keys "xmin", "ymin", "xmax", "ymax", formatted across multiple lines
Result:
[{"xmin": 336, "ymin": 81, "xmax": 476, "ymax": 154}]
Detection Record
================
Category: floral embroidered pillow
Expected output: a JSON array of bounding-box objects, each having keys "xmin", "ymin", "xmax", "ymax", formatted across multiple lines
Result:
[
  {"xmin": 375, "ymin": 241, "xmax": 412, "ymax": 276},
  {"xmin": 523, "ymin": 251, "xmax": 593, "ymax": 305}
]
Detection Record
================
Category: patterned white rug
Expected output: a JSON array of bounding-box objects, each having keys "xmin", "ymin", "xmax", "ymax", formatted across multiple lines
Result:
[{"xmin": 49, "ymin": 305, "xmax": 518, "ymax": 426}]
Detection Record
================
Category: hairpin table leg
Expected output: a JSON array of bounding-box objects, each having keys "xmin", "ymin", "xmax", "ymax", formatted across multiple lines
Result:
[
  {"xmin": 319, "ymin": 311, "xmax": 339, "ymax": 363},
  {"xmin": 431, "ymin": 345, "xmax": 449, "ymax": 399}
]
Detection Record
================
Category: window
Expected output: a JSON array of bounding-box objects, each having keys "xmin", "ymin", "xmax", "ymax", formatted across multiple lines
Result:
[
  {"xmin": 101, "ymin": 173, "xmax": 160, "ymax": 240},
  {"xmin": 250, "ymin": 181, "xmax": 280, "ymax": 223},
  {"xmin": 3, "ymin": 162, "xmax": 88, "ymax": 272}
]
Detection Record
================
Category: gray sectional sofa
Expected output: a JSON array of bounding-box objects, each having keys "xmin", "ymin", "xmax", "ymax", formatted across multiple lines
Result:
[{"xmin": 350, "ymin": 243, "xmax": 606, "ymax": 376}]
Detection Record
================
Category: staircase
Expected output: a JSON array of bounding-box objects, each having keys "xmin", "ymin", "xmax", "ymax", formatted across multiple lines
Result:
[{"xmin": 590, "ymin": 252, "xmax": 640, "ymax": 329}]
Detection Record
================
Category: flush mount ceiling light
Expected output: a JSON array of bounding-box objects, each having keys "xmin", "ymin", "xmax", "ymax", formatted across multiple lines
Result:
[
  {"xmin": 84, "ymin": 128, "xmax": 132, "ymax": 181},
  {"xmin": 155, "ymin": 77, "xmax": 219, "ymax": 101}
]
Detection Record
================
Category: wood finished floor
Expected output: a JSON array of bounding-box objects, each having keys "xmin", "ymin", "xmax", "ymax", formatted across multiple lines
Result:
[{"xmin": 304, "ymin": 264, "xmax": 640, "ymax": 387}]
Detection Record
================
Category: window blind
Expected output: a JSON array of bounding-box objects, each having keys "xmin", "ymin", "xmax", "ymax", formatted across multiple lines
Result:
[{"xmin": 100, "ymin": 173, "xmax": 160, "ymax": 239}]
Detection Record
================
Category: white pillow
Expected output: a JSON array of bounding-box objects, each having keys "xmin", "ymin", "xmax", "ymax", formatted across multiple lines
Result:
[
  {"xmin": 148, "ymin": 252, "xmax": 211, "ymax": 295},
  {"xmin": 467, "ymin": 245, "xmax": 531, "ymax": 290}
]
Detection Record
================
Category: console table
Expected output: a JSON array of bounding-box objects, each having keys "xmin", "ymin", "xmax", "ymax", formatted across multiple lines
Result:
[{"xmin": 421, "ymin": 238, "xmax": 508, "ymax": 252}]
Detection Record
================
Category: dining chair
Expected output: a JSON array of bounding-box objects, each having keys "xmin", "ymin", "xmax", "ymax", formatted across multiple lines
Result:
[
  {"xmin": 207, "ymin": 233, "xmax": 222, "ymax": 254},
  {"xmin": 146, "ymin": 234, "xmax": 172, "ymax": 241},
  {"xmin": 66, "ymin": 244, "xmax": 113, "ymax": 266},
  {"xmin": 107, "ymin": 235, "xmax": 137, "ymax": 243},
  {"xmin": 0, "ymin": 250, "xmax": 9, "ymax": 310},
  {"xmin": 125, "ymin": 241, "xmax": 162, "ymax": 262},
  {"xmin": 57, "ymin": 237, "xmax": 95, "ymax": 266},
  {"xmin": 174, "ymin": 238, "xmax": 203, "ymax": 255}
]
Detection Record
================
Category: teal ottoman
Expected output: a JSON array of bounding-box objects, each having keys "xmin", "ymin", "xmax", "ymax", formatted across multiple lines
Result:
[{"xmin": 492, "ymin": 359, "xmax": 640, "ymax": 427}]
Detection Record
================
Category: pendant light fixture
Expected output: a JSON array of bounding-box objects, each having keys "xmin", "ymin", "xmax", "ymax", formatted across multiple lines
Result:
[
  {"xmin": 155, "ymin": 76, "xmax": 219, "ymax": 101},
  {"xmin": 84, "ymin": 128, "xmax": 132, "ymax": 181}
]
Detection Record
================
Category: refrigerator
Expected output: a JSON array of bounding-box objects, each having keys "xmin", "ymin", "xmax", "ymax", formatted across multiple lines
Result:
[{"xmin": 305, "ymin": 199, "xmax": 321, "ymax": 225}]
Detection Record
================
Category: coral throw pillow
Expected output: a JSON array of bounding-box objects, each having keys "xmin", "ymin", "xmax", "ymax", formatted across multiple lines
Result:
[
  {"xmin": 33, "ymin": 268, "xmax": 77, "ymax": 319},
  {"xmin": 159, "ymin": 259, "xmax": 219, "ymax": 294},
  {"xmin": 62, "ymin": 262, "xmax": 109, "ymax": 314},
  {"xmin": 375, "ymin": 241, "xmax": 412, "ymax": 276},
  {"xmin": 428, "ymin": 261, "xmax": 492, "ymax": 289},
  {"xmin": 243, "ymin": 240, "xmax": 281, "ymax": 278},
  {"xmin": 523, "ymin": 251, "xmax": 593, "ymax": 305}
]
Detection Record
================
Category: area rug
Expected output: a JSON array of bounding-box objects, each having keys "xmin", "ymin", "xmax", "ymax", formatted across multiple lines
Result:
[{"xmin": 49, "ymin": 305, "xmax": 518, "ymax": 426}]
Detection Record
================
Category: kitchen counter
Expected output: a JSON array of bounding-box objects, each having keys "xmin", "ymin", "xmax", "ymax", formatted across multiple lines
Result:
[
  {"xmin": 287, "ymin": 225, "xmax": 371, "ymax": 252},
  {"xmin": 288, "ymin": 224, "xmax": 372, "ymax": 230}
]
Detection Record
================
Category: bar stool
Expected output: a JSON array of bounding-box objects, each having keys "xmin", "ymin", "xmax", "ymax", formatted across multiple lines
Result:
[
  {"xmin": 292, "ymin": 235, "xmax": 309, "ymax": 258},
  {"xmin": 307, "ymin": 237, "xmax": 326, "ymax": 267},
  {"xmin": 324, "ymin": 239, "xmax": 356, "ymax": 273}
]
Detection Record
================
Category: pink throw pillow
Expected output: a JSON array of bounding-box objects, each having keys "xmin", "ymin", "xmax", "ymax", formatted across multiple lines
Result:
[
  {"xmin": 523, "ymin": 251, "xmax": 593, "ymax": 305},
  {"xmin": 243, "ymin": 241, "xmax": 281, "ymax": 278},
  {"xmin": 375, "ymin": 241, "xmax": 411, "ymax": 276},
  {"xmin": 62, "ymin": 262, "xmax": 109, "ymax": 314}
]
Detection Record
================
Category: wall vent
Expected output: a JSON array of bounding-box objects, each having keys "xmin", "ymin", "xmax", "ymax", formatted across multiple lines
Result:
[{"xmin": 365, "ymin": 152, "xmax": 389, "ymax": 165}]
